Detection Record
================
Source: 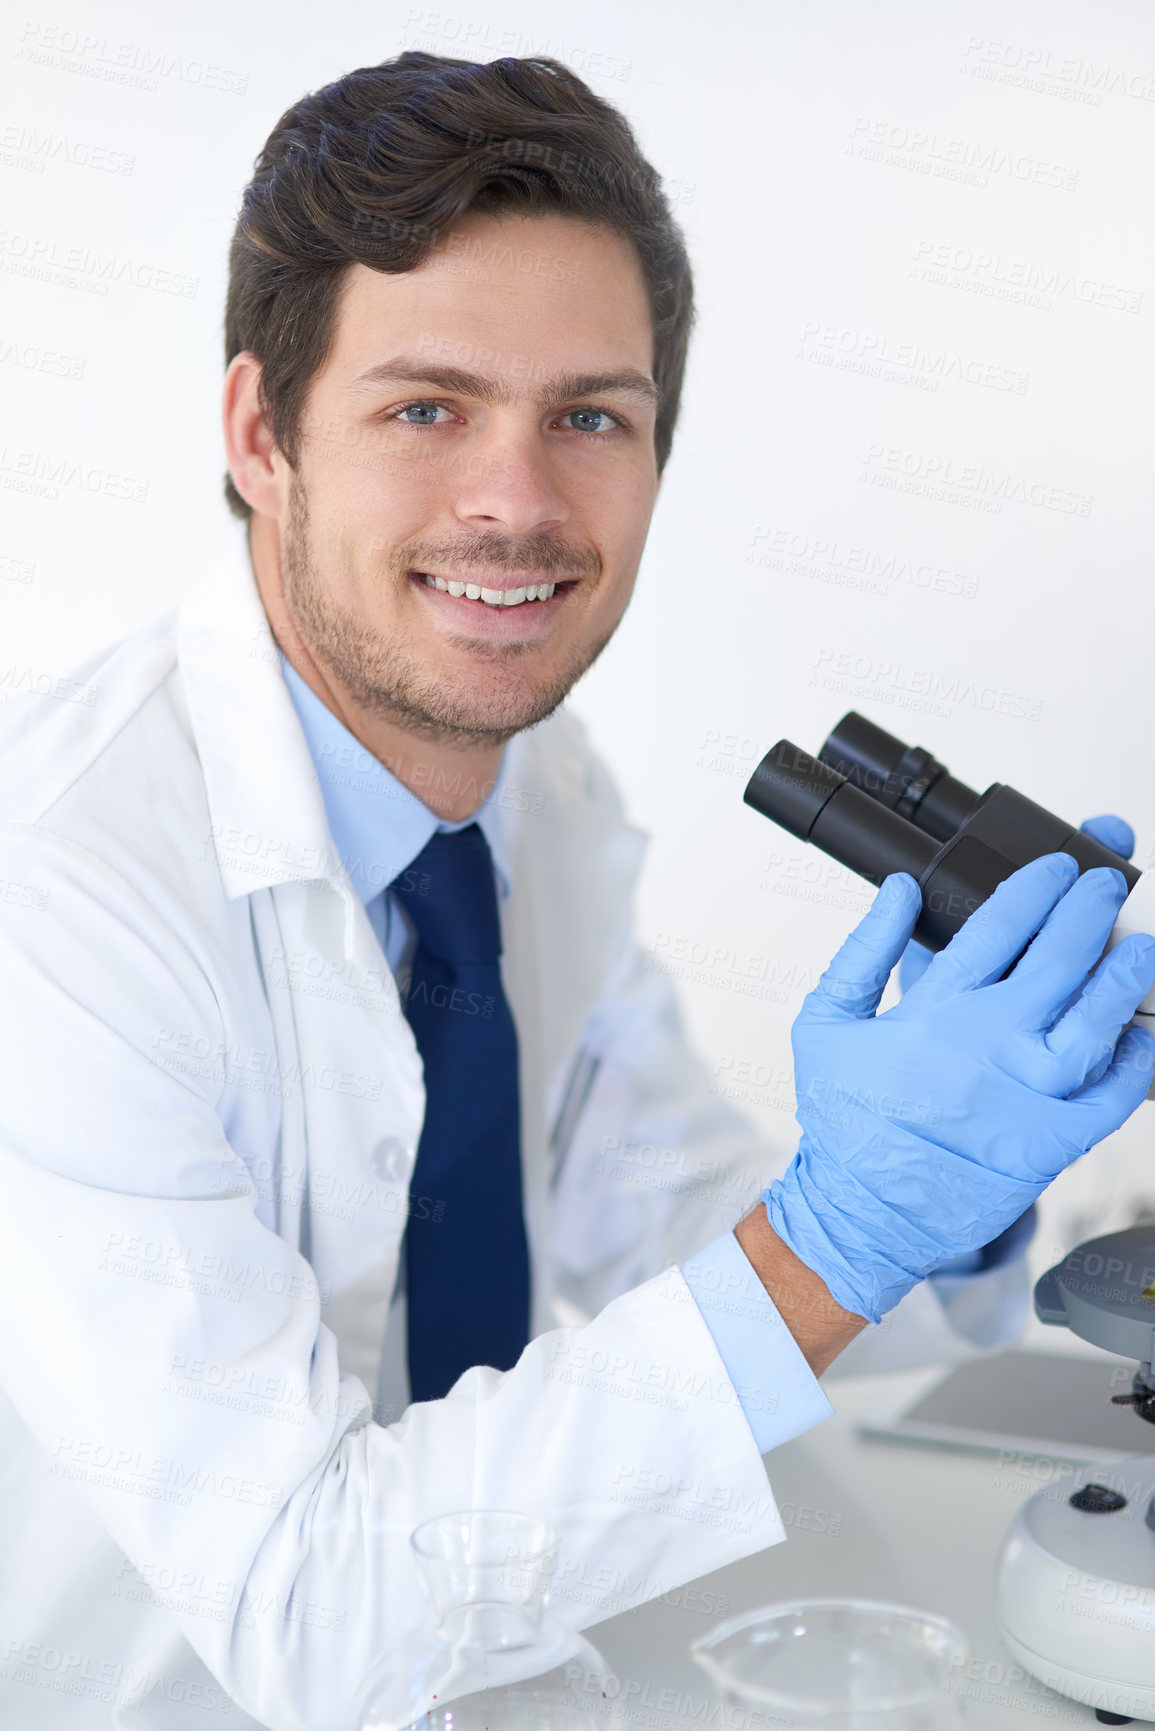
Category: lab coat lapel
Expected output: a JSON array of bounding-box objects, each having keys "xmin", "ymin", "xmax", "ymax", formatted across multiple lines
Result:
[
  {"xmin": 178, "ymin": 534, "xmax": 425, "ymax": 1387},
  {"xmin": 258, "ymin": 877, "xmax": 425, "ymax": 1392},
  {"xmin": 499, "ymin": 717, "xmax": 649, "ymax": 1333}
]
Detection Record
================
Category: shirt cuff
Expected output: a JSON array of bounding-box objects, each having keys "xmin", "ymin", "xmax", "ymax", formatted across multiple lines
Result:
[{"xmin": 681, "ymin": 1229, "xmax": 835, "ymax": 1456}]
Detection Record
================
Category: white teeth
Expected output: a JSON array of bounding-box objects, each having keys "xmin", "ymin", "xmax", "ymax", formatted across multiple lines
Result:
[{"xmin": 421, "ymin": 574, "xmax": 558, "ymax": 605}]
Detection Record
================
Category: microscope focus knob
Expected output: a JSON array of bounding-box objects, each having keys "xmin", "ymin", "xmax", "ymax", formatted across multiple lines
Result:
[{"xmin": 1069, "ymin": 1483, "xmax": 1128, "ymax": 1513}]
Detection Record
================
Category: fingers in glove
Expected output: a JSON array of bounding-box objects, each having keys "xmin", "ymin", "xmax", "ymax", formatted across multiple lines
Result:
[
  {"xmin": 911, "ymin": 853, "xmax": 1077, "ymax": 1004},
  {"xmin": 1005, "ymin": 865, "xmax": 1132, "ymax": 1017},
  {"xmin": 1043, "ymin": 934, "xmax": 1155, "ymax": 1094},
  {"xmin": 1080, "ymin": 814, "xmax": 1135, "ymax": 861},
  {"xmin": 897, "ymin": 938, "xmax": 933, "ymax": 996},
  {"xmin": 1006, "ymin": 867, "xmax": 1131, "ymax": 1027},
  {"xmin": 1060, "ymin": 1025, "xmax": 1154, "ymax": 1146},
  {"xmin": 806, "ymin": 872, "xmax": 921, "ymax": 1021}
]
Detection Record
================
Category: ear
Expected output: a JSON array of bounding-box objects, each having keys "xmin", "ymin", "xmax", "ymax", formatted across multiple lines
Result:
[{"xmin": 222, "ymin": 352, "xmax": 283, "ymax": 518}]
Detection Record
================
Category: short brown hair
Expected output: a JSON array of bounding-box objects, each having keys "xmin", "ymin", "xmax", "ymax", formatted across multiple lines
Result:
[{"xmin": 222, "ymin": 51, "xmax": 694, "ymax": 521}]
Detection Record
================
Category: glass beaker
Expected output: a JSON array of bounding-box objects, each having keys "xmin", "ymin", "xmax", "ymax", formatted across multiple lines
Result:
[
  {"xmin": 690, "ymin": 1598, "xmax": 968, "ymax": 1728},
  {"xmin": 353, "ymin": 1510, "xmax": 622, "ymax": 1731}
]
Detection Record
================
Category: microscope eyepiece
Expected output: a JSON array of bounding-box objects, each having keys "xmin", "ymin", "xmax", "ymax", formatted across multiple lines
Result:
[
  {"xmin": 744, "ymin": 718, "xmax": 1140, "ymax": 953},
  {"xmin": 744, "ymin": 741, "xmax": 938, "ymax": 890},
  {"xmin": 819, "ymin": 711, "xmax": 982, "ymax": 843},
  {"xmin": 742, "ymin": 742, "xmax": 842, "ymax": 836}
]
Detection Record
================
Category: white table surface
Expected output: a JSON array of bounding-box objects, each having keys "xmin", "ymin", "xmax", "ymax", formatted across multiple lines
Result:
[{"xmin": 591, "ymin": 1359, "xmax": 1155, "ymax": 1730}]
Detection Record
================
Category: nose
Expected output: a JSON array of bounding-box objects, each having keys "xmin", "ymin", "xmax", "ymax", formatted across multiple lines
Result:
[{"xmin": 450, "ymin": 418, "xmax": 571, "ymax": 540}]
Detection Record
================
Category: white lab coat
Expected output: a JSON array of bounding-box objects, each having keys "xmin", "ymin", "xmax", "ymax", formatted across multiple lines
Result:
[{"xmin": 0, "ymin": 529, "xmax": 1024, "ymax": 1730}]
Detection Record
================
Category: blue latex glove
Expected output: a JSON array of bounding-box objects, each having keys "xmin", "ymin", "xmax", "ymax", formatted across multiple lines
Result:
[
  {"xmin": 914, "ymin": 816, "xmax": 1137, "ymax": 1274},
  {"xmin": 763, "ymin": 854, "xmax": 1155, "ymax": 1323},
  {"xmin": 899, "ymin": 815, "xmax": 1136, "ymax": 994}
]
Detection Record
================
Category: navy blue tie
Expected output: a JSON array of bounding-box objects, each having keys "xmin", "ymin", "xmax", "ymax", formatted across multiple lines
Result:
[{"xmin": 390, "ymin": 825, "xmax": 530, "ymax": 1402}]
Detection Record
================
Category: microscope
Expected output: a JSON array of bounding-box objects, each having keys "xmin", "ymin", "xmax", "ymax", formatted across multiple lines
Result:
[
  {"xmin": 744, "ymin": 713, "xmax": 1155, "ymax": 1723},
  {"xmin": 995, "ymin": 1231, "xmax": 1155, "ymax": 1724}
]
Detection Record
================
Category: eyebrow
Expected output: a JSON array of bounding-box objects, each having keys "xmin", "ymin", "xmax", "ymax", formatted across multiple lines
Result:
[{"xmin": 345, "ymin": 357, "xmax": 659, "ymax": 411}]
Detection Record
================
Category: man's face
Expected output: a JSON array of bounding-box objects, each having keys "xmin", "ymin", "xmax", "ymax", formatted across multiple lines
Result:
[{"xmin": 272, "ymin": 210, "xmax": 660, "ymax": 748}]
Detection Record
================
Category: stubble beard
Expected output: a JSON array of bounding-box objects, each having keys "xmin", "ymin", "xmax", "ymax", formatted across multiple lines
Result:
[{"xmin": 279, "ymin": 475, "xmax": 618, "ymax": 749}]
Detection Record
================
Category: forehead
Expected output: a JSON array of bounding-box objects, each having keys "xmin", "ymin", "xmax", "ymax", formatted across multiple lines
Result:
[{"xmin": 321, "ymin": 210, "xmax": 654, "ymax": 391}]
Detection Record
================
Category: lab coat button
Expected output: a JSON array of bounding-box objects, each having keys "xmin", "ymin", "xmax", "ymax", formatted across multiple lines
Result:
[{"xmin": 370, "ymin": 1136, "xmax": 414, "ymax": 1180}]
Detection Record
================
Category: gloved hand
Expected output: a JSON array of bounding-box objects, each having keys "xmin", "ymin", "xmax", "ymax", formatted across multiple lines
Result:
[
  {"xmin": 912, "ymin": 815, "xmax": 1138, "ymax": 1276},
  {"xmin": 898, "ymin": 814, "xmax": 1136, "ymax": 993},
  {"xmin": 763, "ymin": 854, "xmax": 1155, "ymax": 1323}
]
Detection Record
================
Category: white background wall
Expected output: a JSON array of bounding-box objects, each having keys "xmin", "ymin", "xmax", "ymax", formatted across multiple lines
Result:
[{"xmin": 4, "ymin": 0, "xmax": 1155, "ymax": 1302}]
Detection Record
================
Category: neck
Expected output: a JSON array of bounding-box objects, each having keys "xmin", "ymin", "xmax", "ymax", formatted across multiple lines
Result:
[{"xmin": 248, "ymin": 515, "xmax": 505, "ymax": 824}]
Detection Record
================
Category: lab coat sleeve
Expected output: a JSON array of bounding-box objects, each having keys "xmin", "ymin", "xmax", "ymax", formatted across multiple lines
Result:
[
  {"xmin": 546, "ymin": 914, "xmax": 1030, "ymax": 1372},
  {"xmin": 681, "ymin": 1230, "xmax": 833, "ymax": 1452},
  {"xmin": 0, "ymin": 824, "xmax": 814, "ymax": 1731}
]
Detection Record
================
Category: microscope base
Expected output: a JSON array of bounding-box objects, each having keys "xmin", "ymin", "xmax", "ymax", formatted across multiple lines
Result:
[
  {"xmin": 1000, "ymin": 1630, "xmax": 1151, "ymax": 1723},
  {"xmin": 995, "ymin": 1455, "xmax": 1155, "ymax": 1724}
]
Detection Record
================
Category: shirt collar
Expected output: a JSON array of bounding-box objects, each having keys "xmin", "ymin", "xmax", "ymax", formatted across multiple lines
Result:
[{"xmin": 279, "ymin": 653, "xmax": 512, "ymax": 908}]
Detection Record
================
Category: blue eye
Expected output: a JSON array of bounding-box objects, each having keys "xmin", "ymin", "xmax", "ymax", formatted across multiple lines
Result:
[
  {"xmin": 395, "ymin": 402, "xmax": 448, "ymax": 425},
  {"xmin": 387, "ymin": 400, "xmax": 625, "ymax": 437},
  {"xmin": 563, "ymin": 408, "xmax": 620, "ymax": 435}
]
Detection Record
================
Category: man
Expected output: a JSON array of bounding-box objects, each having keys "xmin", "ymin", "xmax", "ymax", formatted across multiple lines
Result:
[{"xmin": 0, "ymin": 50, "xmax": 1150, "ymax": 1731}]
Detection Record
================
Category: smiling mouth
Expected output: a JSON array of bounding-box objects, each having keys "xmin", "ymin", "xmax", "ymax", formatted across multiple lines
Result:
[{"xmin": 410, "ymin": 570, "xmax": 573, "ymax": 608}]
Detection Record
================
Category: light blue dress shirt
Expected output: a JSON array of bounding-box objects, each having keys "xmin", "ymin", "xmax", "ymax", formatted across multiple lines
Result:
[
  {"xmin": 280, "ymin": 656, "xmax": 512, "ymax": 968},
  {"xmin": 280, "ymin": 655, "xmax": 1021, "ymax": 1456}
]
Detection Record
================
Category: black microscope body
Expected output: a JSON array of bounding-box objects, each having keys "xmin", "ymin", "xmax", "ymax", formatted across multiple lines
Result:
[{"xmin": 743, "ymin": 712, "xmax": 1139, "ymax": 952}]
